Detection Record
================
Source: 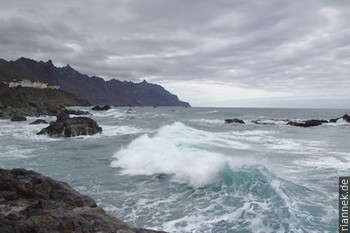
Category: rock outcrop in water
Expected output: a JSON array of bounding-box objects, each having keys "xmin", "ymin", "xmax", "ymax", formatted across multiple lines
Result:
[
  {"xmin": 0, "ymin": 168, "xmax": 166, "ymax": 233},
  {"xmin": 10, "ymin": 116, "xmax": 27, "ymax": 122},
  {"xmin": 91, "ymin": 104, "xmax": 111, "ymax": 111},
  {"xmin": 37, "ymin": 112, "xmax": 102, "ymax": 137},
  {"xmin": 287, "ymin": 119, "xmax": 329, "ymax": 127},
  {"xmin": 225, "ymin": 118, "xmax": 245, "ymax": 124},
  {"xmin": 330, "ymin": 114, "xmax": 350, "ymax": 123}
]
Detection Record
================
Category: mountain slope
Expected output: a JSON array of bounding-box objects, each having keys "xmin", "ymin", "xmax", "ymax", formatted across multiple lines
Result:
[{"xmin": 1, "ymin": 57, "xmax": 190, "ymax": 107}]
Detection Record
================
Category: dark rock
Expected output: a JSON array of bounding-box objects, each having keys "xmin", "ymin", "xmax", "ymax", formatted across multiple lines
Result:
[
  {"xmin": 342, "ymin": 114, "xmax": 350, "ymax": 123},
  {"xmin": 91, "ymin": 105, "xmax": 111, "ymax": 111},
  {"xmin": 330, "ymin": 114, "xmax": 350, "ymax": 123},
  {"xmin": 10, "ymin": 116, "xmax": 26, "ymax": 121},
  {"xmin": 29, "ymin": 119, "xmax": 48, "ymax": 125},
  {"xmin": 225, "ymin": 118, "xmax": 245, "ymax": 124},
  {"xmin": 287, "ymin": 119, "xmax": 328, "ymax": 127},
  {"xmin": 37, "ymin": 113, "xmax": 102, "ymax": 137},
  {"xmin": 0, "ymin": 168, "xmax": 166, "ymax": 233},
  {"xmin": 56, "ymin": 111, "xmax": 70, "ymax": 122},
  {"xmin": 66, "ymin": 109, "xmax": 90, "ymax": 115},
  {"xmin": 329, "ymin": 117, "xmax": 340, "ymax": 123}
]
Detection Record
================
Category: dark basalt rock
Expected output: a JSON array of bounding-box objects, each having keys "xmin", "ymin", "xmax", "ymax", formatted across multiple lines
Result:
[
  {"xmin": 10, "ymin": 116, "xmax": 26, "ymax": 122},
  {"xmin": 37, "ymin": 112, "xmax": 102, "ymax": 137},
  {"xmin": 66, "ymin": 109, "xmax": 90, "ymax": 116},
  {"xmin": 225, "ymin": 118, "xmax": 245, "ymax": 124},
  {"xmin": 330, "ymin": 114, "xmax": 350, "ymax": 123},
  {"xmin": 29, "ymin": 119, "xmax": 48, "ymax": 125},
  {"xmin": 287, "ymin": 119, "xmax": 328, "ymax": 127},
  {"xmin": 91, "ymin": 105, "xmax": 111, "ymax": 111},
  {"xmin": 343, "ymin": 114, "xmax": 350, "ymax": 123},
  {"xmin": 0, "ymin": 168, "xmax": 166, "ymax": 233}
]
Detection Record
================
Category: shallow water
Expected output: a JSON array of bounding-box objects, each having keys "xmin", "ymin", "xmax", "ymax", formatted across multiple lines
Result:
[{"xmin": 0, "ymin": 107, "xmax": 349, "ymax": 232}]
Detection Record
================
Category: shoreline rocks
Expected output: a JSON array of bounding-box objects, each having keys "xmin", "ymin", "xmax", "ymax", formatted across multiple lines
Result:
[
  {"xmin": 0, "ymin": 168, "xmax": 166, "ymax": 233},
  {"xmin": 37, "ymin": 112, "xmax": 102, "ymax": 137}
]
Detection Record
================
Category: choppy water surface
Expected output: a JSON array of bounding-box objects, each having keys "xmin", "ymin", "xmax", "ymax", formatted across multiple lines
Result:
[{"xmin": 1, "ymin": 107, "xmax": 349, "ymax": 232}]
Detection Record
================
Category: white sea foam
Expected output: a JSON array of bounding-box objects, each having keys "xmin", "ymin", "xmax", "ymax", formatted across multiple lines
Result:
[
  {"xmin": 100, "ymin": 125, "xmax": 149, "ymax": 137},
  {"xmin": 111, "ymin": 122, "xmax": 257, "ymax": 188},
  {"xmin": 91, "ymin": 108, "xmax": 125, "ymax": 118},
  {"xmin": 189, "ymin": 119, "xmax": 223, "ymax": 125},
  {"xmin": 325, "ymin": 119, "xmax": 350, "ymax": 126},
  {"xmin": 297, "ymin": 156, "xmax": 350, "ymax": 171}
]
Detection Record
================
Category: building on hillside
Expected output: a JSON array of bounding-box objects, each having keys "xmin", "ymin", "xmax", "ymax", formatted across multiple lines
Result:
[
  {"xmin": 9, "ymin": 79, "xmax": 33, "ymax": 88},
  {"xmin": 8, "ymin": 80, "xmax": 57, "ymax": 89}
]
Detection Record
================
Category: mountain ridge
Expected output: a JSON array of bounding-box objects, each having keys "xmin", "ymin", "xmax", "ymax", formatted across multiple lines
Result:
[{"xmin": 0, "ymin": 57, "xmax": 190, "ymax": 107}]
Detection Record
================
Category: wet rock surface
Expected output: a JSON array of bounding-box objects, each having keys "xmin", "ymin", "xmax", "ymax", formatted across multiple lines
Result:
[
  {"xmin": 37, "ymin": 112, "xmax": 102, "ymax": 137},
  {"xmin": 225, "ymin": 118, "xmax": 245, "ymax": 124},
  {"xmin": 10, "ymin": 116, "xmax": 26, "ymax": 122},
  {"xmin": 91, "ymin": 105, "xmax": 111, "ymax": 111},
  {"xmin": 0, "ymin": 168, "xmax": 167, "ymax": 233},
  {"xmin": 29, "ymin": 119, "xmax": 48, "ymax": 125},
  {"xmin": 287, "ymin": 119, "xmax": 329, "ymax": 127}
]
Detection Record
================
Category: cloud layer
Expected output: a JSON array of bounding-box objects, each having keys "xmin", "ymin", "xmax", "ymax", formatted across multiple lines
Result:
[{"xmin": 1, "ymin": 0, "xmax": 350, "ymax": 107}]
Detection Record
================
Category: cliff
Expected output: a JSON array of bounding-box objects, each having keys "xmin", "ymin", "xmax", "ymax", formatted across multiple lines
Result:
[{"xmin": 0, "ymin": 57, "xmax": 190, "ymax": 107}]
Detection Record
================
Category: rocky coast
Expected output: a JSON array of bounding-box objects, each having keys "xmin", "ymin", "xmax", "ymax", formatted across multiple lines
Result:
[{"xmin": 0, "ymin": 168, "xmax": 166, "ymax": 233}]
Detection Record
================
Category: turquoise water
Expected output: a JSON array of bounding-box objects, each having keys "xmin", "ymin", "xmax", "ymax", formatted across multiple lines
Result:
[{"xmin": 0, "ymin": 107, "xmax": 349, "ymax": 232}]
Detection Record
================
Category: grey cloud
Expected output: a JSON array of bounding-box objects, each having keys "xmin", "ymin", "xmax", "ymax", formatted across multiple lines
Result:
[{"xmin": 0, "ymin": 0, "xmax": 350, "ymax": 107}]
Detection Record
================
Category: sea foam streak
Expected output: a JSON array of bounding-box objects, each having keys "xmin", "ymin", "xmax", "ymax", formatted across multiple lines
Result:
[{"xmin": 111, "ymin": 122, "xmax": 256, "ymax": 188}]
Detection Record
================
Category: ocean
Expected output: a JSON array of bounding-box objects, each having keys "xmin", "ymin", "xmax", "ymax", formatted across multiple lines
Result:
[{"xmin": 0, "ymin": 107, "xmax": 349, "ymax": 232}]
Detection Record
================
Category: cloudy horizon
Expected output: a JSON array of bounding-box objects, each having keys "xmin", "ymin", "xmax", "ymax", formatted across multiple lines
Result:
[{"xmin": 1, "ymin": 0, "xmax": 350, "ymax": 108}]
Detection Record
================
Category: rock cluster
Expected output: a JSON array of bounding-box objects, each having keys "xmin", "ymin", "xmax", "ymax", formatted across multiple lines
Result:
[
  {"xmin": 37, "ymin": 112, "xmax": 102, "ymax": 137},
  {"xmin": 225, "ymin": 114, "xmax": 350, "ymax": 128},
  {"xmin": 0, "ymin": 168, "xmax": 166, "ymax": 233}
]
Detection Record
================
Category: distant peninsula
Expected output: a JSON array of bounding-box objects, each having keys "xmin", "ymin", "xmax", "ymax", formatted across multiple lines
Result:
[{"xmin": 0, "ymin": 57, "xmax": 190, "ymax": 107}]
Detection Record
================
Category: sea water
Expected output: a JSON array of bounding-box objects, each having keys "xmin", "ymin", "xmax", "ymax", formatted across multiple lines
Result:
[{"xmin": 0, "ymin": 107, "xmax": 349, "ymax": 232}]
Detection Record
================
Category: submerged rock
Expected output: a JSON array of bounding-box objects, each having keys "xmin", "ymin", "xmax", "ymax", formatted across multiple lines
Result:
[
  {"xmin": 91, "ymin": 105, "xmax": 111, "ymax": 111},
  {"xmin": 225, "ymin": 118, "xmax": 245, "ymax": 124},
  {"xmin": 37, "ymin": 112, "xmax": 102, "ymax": 137},
  {"xmin": 29, "ymin": 119, "xmax": 48, "ymax": 125},
  {"xmin": 0, "ymin": 168, "xmax": 166, "ymax": 233},
  {"xmin": 10, "ymin": 116, "xmax": 26, "ymax": 122},
  {"xmin": 287, "ymin": 119, "xmax": 328, "ymax": 127}
]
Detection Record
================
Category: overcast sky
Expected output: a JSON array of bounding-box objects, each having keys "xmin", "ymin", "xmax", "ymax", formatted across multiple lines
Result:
[{"xmin": 1, "ymin": 0, "xmax": 350, "ymax": 108}]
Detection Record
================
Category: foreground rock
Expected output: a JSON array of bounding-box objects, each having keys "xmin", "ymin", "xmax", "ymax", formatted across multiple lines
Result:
[
  {"xmin": 225, "ymin": 118, "xmax": 245, "ymax": 124},
  {"xmin": 91, "ymin": 105, "xmax": 111, "ymax": 111},
  {"xmin": 0, "ymin": 168, "xmax": 166, "ymax": 233},
  {"xmin": 37, "ymin": 112, "xmax": 102, "ymax": 137}
]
